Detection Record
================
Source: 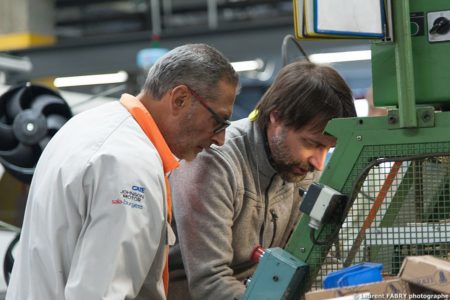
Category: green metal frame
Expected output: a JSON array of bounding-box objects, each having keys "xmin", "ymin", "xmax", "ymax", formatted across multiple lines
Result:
[
  {"xmin": 373, "ymin": 0, "xmax": 450, "ymax": 108},
  {"xmin": 285, "ymin": 113, "xmax": 450, "ymax": 291},
  {"xmin": 284, "ymin": 0, "xmax": 450, "ymax": 292}
]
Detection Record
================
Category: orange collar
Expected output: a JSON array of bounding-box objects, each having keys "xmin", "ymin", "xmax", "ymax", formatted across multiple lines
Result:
[{"xmin": 120, "ymin": 94, "xmax": 179, "ymax": 173}]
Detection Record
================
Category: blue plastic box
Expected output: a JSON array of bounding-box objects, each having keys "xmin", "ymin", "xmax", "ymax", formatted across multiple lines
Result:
[{"xmin": 323, "ymin": 262, "xmax": 383, "ymax": 289}]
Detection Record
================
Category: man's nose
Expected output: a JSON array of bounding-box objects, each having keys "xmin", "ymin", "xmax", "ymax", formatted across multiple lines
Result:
[
  {"xmin": 211, "ymin": 130, "xmax": 226, "ymax": 146},
  {"xmin": 308, "ymin": 148, "xmax": 328, "ymax": 171}
]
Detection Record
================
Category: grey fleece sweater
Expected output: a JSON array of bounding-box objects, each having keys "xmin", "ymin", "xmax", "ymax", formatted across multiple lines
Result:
[{"xmin": 168, "ymin": 118, "xmax": 319, "ymax": 300}]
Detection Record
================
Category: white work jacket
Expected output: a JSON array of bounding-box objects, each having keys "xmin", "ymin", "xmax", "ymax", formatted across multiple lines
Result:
[{"xmin": 6, "ymin": 94, "xmax": 178, "ymax": 299}]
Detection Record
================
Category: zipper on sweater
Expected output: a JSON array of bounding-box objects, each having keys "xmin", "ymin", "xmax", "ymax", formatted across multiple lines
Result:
[
  {"xmin": 259, "ymin": 173, "xmax": 276, "ymax": 246},
  {"xmin": 268, "ymin": 209, "xmax": 278, "ymax": 247}
]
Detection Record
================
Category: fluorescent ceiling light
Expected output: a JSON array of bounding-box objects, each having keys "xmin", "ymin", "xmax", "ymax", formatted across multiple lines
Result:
[
  {"xmin": 0, "ymin": 54, "xmax": 32, "ymax": 73},
  {"xmin": 54, "ymin": 71, "xmax": 128, "ymax": 88},
  {"xmin": 231, "ymin": 59, "xmax": 264, "ymax": 72},
  {"xmin": 309, "ymin": 50, "xmax": 371, "ymax": 64}
]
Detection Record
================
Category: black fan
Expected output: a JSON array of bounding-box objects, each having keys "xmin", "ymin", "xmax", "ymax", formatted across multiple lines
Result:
[{"xmin": 0, "ymin": 84, "xmax": 72, "ymax": 183}]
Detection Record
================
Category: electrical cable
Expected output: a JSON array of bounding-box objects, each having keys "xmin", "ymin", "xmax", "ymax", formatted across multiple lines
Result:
[
  {"xmin": 281, "ymin": 34, "xmax": 310, "ymax": 66},
  {"xmin": 70, "ymin": 83, "xmax": 127, "ymax": 109},
  {"xmin": 310, "ymin": 228, "xmax": 331, "ymax": 246}
]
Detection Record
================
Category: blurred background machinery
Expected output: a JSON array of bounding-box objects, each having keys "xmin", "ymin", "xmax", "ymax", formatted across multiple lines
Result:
[
  {"xmin": 0, "ymin": 83, "xmax": 73, "ymax": 295},
  {"xmin": 1, "ymin": 0, "xmax": 374, "ymax": 115}
]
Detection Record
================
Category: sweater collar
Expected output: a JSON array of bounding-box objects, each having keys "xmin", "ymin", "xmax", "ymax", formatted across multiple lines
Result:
[{"xmin": 248, "ymin": 119, "xmax": 279, "ymax": 182}]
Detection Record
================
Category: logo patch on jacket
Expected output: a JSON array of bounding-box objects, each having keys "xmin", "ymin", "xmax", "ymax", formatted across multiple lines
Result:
[{"xmin": 111, "ymin": 186, "xmax": 145, "ymax": 209}]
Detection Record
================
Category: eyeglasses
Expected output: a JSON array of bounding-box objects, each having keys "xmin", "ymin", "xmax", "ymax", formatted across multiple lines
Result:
[{"xmin": 186, "ymin": 86, "xmax": 231, "ymax": 134}]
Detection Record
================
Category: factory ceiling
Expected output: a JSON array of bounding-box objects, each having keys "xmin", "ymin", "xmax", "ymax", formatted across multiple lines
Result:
[{"xmin": 6, "ymin": 0, "xmax": 372, "ymax": 99}]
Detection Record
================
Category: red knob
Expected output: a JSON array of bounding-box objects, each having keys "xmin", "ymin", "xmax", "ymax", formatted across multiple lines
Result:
[{"xmin": 250, "ymin": 245, "xmax": 265, "ymax": 263}]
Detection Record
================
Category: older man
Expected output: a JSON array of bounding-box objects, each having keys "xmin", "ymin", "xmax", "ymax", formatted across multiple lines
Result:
[{"xmin": 7, "ymin": 44, "xmax": 238, "ymax": 300}]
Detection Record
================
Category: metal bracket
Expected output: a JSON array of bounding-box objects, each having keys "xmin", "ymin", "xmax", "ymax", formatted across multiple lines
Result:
[{"xmin": 387, "ymin": 106, "xmax": 435, "ymax": 129}]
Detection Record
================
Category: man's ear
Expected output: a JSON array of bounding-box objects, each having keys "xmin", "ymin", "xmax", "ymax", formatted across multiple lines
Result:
[
  {"xmin": 170, "ymin": 85, "xmax": 190, "ymax": 114},
  {"xmin": 175, "ymin": 97, "xmax": 185, "ymax": 108},
  {"xmin": 269, "ymin": 110, "xmax": 281, "ymax": 125}
]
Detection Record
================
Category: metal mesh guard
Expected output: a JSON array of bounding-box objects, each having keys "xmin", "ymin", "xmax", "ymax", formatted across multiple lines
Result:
[{"xmin": 313, "ymin": 142, "xmax": 450, "ymax": 288}]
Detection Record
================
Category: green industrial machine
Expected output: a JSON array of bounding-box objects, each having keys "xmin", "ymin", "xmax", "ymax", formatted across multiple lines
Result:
[{"xmin": 244, "ymin": 0, "xmax": 450, "ymax": 298}]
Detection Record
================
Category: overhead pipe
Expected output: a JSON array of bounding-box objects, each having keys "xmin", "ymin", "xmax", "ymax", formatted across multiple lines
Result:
[
  {"xmin": 207, "ymin": 0, "xmax": 218, "ymax": 29},
  {"xmin": 150, "ymin": 0, "xmax": 162, "ymax": 36}
]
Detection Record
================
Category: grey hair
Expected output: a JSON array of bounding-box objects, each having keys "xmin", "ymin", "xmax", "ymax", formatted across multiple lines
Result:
[{"xmin": 143, "ymin": 43, "xmax": 238, "ymax": 101}]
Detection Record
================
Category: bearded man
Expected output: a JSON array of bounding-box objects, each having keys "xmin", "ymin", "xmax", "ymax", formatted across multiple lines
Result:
[{"xmin": 168, "ymin": 61, "xmax": 356, "ymax": 300}]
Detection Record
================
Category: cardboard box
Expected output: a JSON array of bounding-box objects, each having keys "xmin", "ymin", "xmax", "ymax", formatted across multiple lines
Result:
[
  {"xmin": 305, "ymin": 278, "xmax": 411, "ymax": 300},
  {"xmin": 399, "ymin": 255, "xmax": 450, "ymax": 294}
]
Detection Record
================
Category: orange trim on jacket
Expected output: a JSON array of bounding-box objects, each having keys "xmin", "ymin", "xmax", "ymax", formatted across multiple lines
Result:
[
  {"xmin": 120, "ymin": 94, "xmax": 179, "ymax": 174},
  {"xmin": 120, "ymin": 93, "xmax": 179, "ymax": 296}
]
